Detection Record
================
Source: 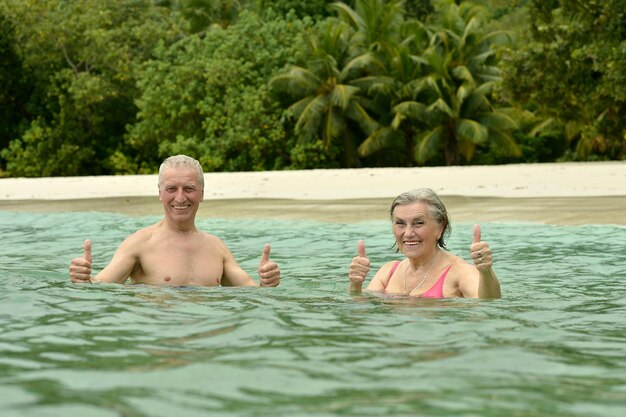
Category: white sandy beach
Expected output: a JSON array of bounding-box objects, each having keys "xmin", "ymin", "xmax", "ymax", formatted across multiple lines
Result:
[
  {"xmin": 1, "ymin": 161, "xmax": 625, "ymax": 224},
  {"xmin": 1, "ymin": 161, "xmax": 625, "ymax": 200}
]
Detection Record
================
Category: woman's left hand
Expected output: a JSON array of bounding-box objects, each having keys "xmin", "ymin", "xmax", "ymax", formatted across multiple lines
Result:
[{"xmin": 470, "ymin": 224, "xmax": 493, "ymax": 271}]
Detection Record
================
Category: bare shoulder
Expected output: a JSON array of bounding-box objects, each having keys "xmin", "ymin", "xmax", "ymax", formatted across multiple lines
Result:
[
  {"xmin": 117, "ymin": 224, "xmax": 151, "ymax": 245},
  {"xmin": 115, "ymin": 223, "xmax": 161, "ymax": 254},
  {"xmin": 198, "ymin": 231, "xmax": 232, "ymax": 255},
  {"xmin": 372, "ymin": 259, "xmax": 402, "ymax": 283},
  {"xmin": 444, "ymin": 253, "xmax": 479, "ymax": 280},
  {"xmin": 199, "ymin": 231, "xmax": 226, "ymax": 246}
]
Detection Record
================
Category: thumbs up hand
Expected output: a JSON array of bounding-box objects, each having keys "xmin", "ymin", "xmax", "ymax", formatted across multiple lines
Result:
[
  {"xmin": 258, "ymin": 244, "xmax": 280, "ymax": 287},
  {"xmin": 349, "ymin": 240, "xmax": 370, "ymax": 291},
  {"xmin": 69, "ymin": 239, "xmax": 93, "ymax": 283},
  {"xmin": 470, "ymin": 224, "xmax": 493, "ymax": 272}
]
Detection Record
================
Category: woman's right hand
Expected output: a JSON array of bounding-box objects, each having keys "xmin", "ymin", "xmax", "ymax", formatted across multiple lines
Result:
[{"xmin": 349, "ymin": 240, "xmax": 370, "ymax": 291}]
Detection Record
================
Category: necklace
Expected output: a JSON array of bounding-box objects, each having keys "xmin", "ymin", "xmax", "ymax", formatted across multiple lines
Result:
[{"xmin": 403, "ymin": 249, "xmax": 440, "ymax": 295}]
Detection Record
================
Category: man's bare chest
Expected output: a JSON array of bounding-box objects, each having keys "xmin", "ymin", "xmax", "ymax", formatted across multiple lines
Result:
[{"xmin": 134, "ymin": 242, "xmax": 224, "ymax": 286}]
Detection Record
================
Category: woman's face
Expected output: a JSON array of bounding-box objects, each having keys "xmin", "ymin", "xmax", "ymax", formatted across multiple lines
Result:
[{"xmin": 392, "ymin": 201, "xmax": 443, "ymax": 258}]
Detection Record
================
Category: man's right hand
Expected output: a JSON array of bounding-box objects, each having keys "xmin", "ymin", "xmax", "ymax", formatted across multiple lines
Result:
[
  {"xmin": 349, "ymin": 240, "xmax": 370, "ymax": 290},
  {"xmin": 69, "ymin": 239, "xmax": 93, "ymax": 284}
]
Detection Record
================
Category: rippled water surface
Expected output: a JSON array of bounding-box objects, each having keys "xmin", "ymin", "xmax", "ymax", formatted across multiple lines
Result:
[{"xmin": 1, "ymin": 211, "xmax": 625, "ymax": 417}]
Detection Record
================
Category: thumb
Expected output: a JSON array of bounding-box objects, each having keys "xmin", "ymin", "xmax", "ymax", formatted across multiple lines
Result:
[
  {"xmin": 357, "ymin": 240, "xmax": 366, "ymax": 257},
  {"xmin": 473, "ymin": 224, "xmax": 481, "ymax": 244},
  {"xmin": 260, "ymin": 244, "xmax": 270, "ymax": 264},
  {"xmin": 84, "ymin": 239, "xmax": 92, "ymax": 263}
]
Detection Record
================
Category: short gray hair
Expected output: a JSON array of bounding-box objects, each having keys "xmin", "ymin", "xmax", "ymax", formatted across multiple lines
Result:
[
  {"xmin": 158, "ymin": 155, "xmax": 204, "ymax": 189},
  {"xmin": 390, "ymin": 188, "xmax": 451, "ymax": 249}
]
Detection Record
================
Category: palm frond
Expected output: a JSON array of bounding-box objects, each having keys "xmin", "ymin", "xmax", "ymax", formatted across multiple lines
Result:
[
  {"xmin": 340, "ymin": 52, "xmax": 386, "ymax": 80},
  {"xmin": 358, "ymin": 126, "xmax": 402, "ymax": 157},
  {"xmin": 346, "ymin": 101, "xmax": 379, "ymax": 135},
  {"xmin": 529, "ymin": 117, "xmax": 557, "ymax": 137},
  {"xmin": 322, "ymin": 108, "xmax": 344, "ymax": 148},
  {"xmin": 428, "ymin": 98, "xmax": 455, "ymax": 118},
  {"xmin": 462, "ymin": 89, "xmax": 490, "ymax": 115},
  {"xmin": 469, "ymin": 50, "xmax": 495, "ymax": 66},
  {"xmin": 456, "ymin": 118, "xmax": 488, "ymax": 144},
  {"xmin": 330, "ymin": 84, "xmax": 360, "ymax": 110},
  {"xmin": 460, "ymin": 16, "xmax": 480, "ymax": 48},
  {"xmin": 478, "ymin": 30, "xmax": 514, "ymax": 48},
  {"xmin": 489, "ymin": 128, "xmax": 522, "ymax": 157},
  {"xmin": 456, "ymin": 81, "xmax": 473, "ymax": 108},
  {"xmin": 414, "ymin": 128, "xmax": 442, "ymax": 164},
  {"xmin": 474, "ymin": 80, "xmax": 495, "ymax": 96},
  {"xmin": 351, "ymin": 75, "xmax": 396, "ymax": 96},
  {"xmin": 287, "ymin": 96, "xmax": 314, "ymax": 119},
  {"xmin": 452, "ymin": 65, "xmax": 474, "ymax": 83},
  {"xmin": 477, "ymin": 111, "xmax": 519, "ymax": 130},
  {"xmin": 295, "ymin": 95, "xmax": 330, "ymax": 139},
  {"xmin": 330, "ymin": 1, "xmax": 364, "ymax": 32},
  {"xmin": 392, "ymin": 101, "xmax": 430, "ymax": 127},
  {"xmin": 415, "ymin": 76, "xmax": 442, "ymax": 98},
  {"xmin": 269, "ymin": 66, "xmax": 321, "ymax": 97}
]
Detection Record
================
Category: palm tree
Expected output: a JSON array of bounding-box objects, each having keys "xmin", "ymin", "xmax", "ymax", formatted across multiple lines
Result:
[
  {"xmin": 409, "ymin": 0, "xmax": 519, "ymax": 165},
  {"xmin": 362, "ymin": 0, "xmax": 520, "ymax": 166},
  {"xmin": 355, "ymin": 19, "xmax": 432, "ymax": 166},
  {"xmin": 330, "ymin": 0, "xmax": 405, "ymax": 60},
  {"xmin": 269, "ymin": 19, "xmax": 378, "ymax": 167},
  {"xmin": 329, "ymin": 0, "xmax": 426, "ymax": 166}
]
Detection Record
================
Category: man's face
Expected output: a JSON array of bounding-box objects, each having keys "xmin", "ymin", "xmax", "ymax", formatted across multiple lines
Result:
[{"xmin": 158, "ymin": 167, "xmax": 204, "ymax": 221}]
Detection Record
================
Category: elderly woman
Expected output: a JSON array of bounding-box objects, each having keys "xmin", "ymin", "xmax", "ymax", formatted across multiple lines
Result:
[{"xmin": 349, "ymin": 188, "xmax": 501, "ymax": 298}]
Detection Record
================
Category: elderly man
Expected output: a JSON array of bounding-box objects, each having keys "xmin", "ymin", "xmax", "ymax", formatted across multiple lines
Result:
[{"xmin": 69, "ymin": 155, "xmax": 280, "ymax": 287}]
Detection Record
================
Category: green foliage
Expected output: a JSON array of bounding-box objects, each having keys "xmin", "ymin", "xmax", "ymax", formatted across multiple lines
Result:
[
  {"xmin": 269, "ymin": 10, "xmax": 386, "ymax": 168},
  {"xmin": 160, "ymin": 0, "xmax": 242, "ymax": 32},
  {"xmin": 0, "ymin": 0, "xmax": 187, "ymax": 176},
  {"xmin": 352, "ymin": 0, "xmax": 520, "ymax": 166},
  {"xmin": 404, "ymin": 0, "xmax": 435, "ymax": 20},
  {"xmin": 0, "ymin": 11, "xmax": 29, "ymax": 157},
  {"xmin": 268, "ymin": 0, "xmax": 522, "ymax": 167},
  {"xmin": 127, "ymin": 10, "xmax": 310, "ymax": 172},
  {"xmin": 501, "ymin": 0, "xmax": 626, "ymax": 160},
  {"xmin": 0, "ymin": 0, "xmax": 622, "ymax": 177},
  {"xmin": 253, "ymin": 0, "xmax": 335, "ymax": 19}
]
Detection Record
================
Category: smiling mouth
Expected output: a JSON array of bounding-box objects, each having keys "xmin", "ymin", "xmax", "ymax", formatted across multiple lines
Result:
[
  {"xmin": 172, "ymin": 204, "xmax": 191, "ymax": 210},
  {"xmin": 403, "ymin": 240, "xmax": 421, "ymax": 246}
]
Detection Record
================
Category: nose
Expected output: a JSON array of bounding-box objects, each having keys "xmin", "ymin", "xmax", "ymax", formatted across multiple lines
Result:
[
  {"xmin": 174, "ymin": 188, "xmax": 186, "ymax": 202},
  {"xmin": 403, "ymin": 225, "xmax": 417, "ymax": 237}
]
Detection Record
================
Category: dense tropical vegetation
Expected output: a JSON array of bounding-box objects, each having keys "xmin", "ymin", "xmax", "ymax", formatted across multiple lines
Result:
[{"xmin": 0, "ymin": 0, "xmax": 624, "ymax": 176}]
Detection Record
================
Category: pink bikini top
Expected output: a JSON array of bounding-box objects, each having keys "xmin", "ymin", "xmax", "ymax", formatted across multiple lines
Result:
[{"xmin": 385, "ymin": 261, "xmax": 452, "ymax": 298}]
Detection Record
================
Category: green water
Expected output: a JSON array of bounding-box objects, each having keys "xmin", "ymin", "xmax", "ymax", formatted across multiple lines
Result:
[{"xmin": 1, "ymin": 211, "xmax": 625, "ymax": 417}]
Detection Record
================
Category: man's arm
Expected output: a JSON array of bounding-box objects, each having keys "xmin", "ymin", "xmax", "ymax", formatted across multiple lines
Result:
[
  {"xmin": 219, "ymin": 241, "xmax": 280, "ymax": 287},
  {"xmin": 69, "ymin": 237, "xmax": 139, "ymax": 284},
  {"xmin": 218, "ymin": 239, "xmax": 258, "ymax": 287},
  {"xmin": 257, "ymin": 244, "xmax": 280, "ymax": 287}
]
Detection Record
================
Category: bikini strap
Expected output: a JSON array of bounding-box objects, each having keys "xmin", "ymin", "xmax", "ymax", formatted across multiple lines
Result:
[{"xmin": 384, "ymin": 261, "xmax": 402, "ymax": 289}]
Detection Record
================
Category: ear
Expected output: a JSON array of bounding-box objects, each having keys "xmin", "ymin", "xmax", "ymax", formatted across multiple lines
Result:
[{"xmin": 438, "ymin": 222, "xmax": 445, "ymax": 238}]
